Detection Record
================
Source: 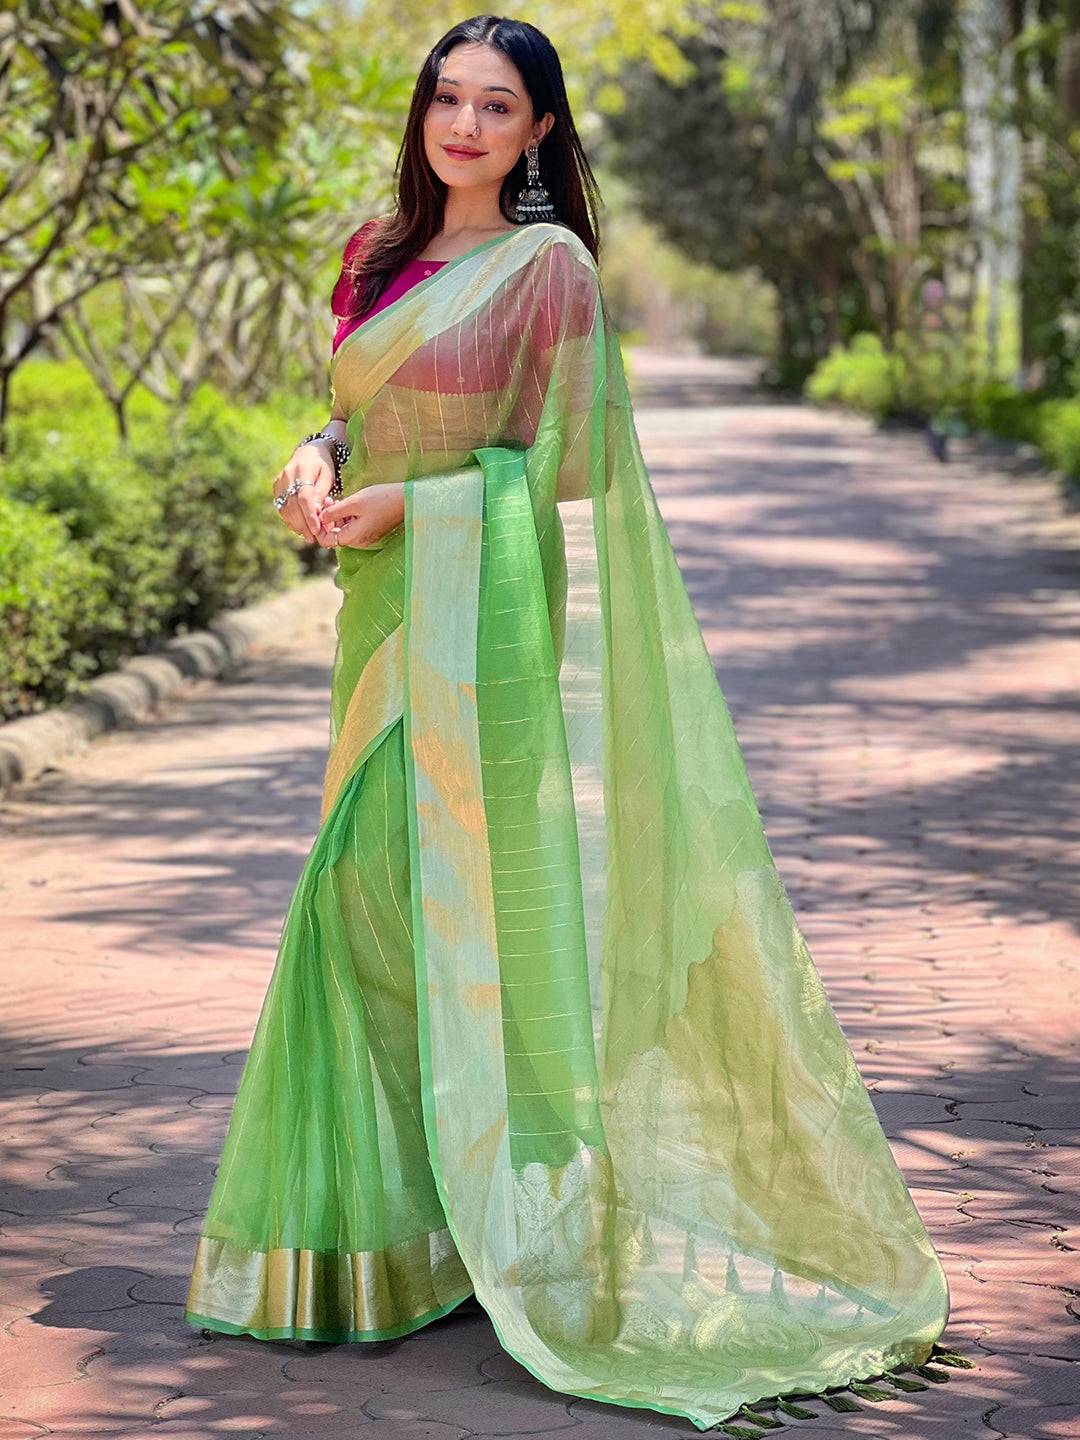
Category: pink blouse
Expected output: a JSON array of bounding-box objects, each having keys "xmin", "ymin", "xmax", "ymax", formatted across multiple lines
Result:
[{"xmin": 332, "ymin": 255, "xmax": 448, "ymax": 355}]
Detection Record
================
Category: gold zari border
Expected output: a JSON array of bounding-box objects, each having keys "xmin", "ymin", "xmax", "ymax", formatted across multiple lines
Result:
[
  {"xmin": 321, "ymin": 624, "xmax": 405, "ymax": 823},
  {"xmin": 186, "ymin": 1229, "xmax": 471, "ymax": 1340}
]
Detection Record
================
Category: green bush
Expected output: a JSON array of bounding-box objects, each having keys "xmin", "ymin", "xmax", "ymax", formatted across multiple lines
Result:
[
  {"xmin": 0, "ymin": 499, "xmax": 106, "ymax": 717},
  {"xmin": 131, "ymin": 389, "xmax": 303, "ymax": 632},
  {"xmin": 802, "ymin": 331, "xmax": 1080, "ymax": 485},
  {"xmin": 1036, "ymin": 396, "xmax": 1080, "ymax": 479},
  {"xmin": 0, "ymin": 428, "xmax": 176, "ymax": 673},
  {"xmin": 9, "ymin": 356, "xmax": 112, "ymax": 418},
  {"xmin": 804, "ymin": 333, "xmax": 901, "ymax": 419},
  {"xmin": 0, "ymin": 367, "xmax": 327, "ymax": 720},
  {"xmin": 8, "ymin": 357, "xmax": 168, "ymax": 433},
  {"xmin": 805, "ymin": 335, "xmax": 1044, "ymax": 438},
  {"xmin": 962, "ymin": 381, "xmax": 1046, "ymax": 444}
]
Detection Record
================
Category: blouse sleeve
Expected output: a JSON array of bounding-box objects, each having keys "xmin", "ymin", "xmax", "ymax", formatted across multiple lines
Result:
[
  {"xmin": 329, "ymin": 218, "xmax": 384, "ymax": 419},
  {"xmin": 330, "ymin": 217, "xmax": 384, "ymax": 323}
]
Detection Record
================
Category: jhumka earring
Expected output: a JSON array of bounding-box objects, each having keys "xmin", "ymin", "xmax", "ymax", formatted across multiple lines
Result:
[{"xmin": 513, "ymin": 142, "xmax": 556, "ymax": 223}]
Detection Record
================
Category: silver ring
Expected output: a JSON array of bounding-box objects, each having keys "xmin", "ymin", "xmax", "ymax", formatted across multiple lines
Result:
[{"xmin": 273, "ymin": 477, "xmax": 313, "ymax": 512}]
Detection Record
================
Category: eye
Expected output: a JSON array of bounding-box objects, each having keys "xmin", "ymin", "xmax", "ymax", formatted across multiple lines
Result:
[{"xmin": 435, "ymin": 94, "xmax": 509, "ymax": 114}]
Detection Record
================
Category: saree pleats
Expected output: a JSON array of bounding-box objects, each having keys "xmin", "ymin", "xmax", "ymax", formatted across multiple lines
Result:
[
  {"xmin": 186, "ymin": 707, "xmax": 472, "ymax": 1340},
  {"xmin": 186, "ymin": 221, "xmax": 949, "ymax": 1430}
]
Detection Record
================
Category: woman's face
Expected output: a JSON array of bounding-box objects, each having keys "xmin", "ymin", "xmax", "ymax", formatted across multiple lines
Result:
[{"xmin": 423, "ymin": 41, "xmax": 553, "ymax": 194}]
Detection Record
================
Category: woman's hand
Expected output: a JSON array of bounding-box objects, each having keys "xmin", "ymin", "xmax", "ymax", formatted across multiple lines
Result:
[
  {"xmin": 272, "ymin": 441, "xmax": 338, "ymax": 546},
  {"xmin": 319, "ymin": 483, "xmax": 406, "ymax": 549}
]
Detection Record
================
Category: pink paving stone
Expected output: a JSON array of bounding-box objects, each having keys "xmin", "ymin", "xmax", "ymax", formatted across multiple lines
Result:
[
  {"xmin": 992, "ymin": 1405, "xmax": 1080, "ymax": 1439},
  {"xmin": 156, "ymin": 1389, "xmax": 479, "ymax": 1435},
  {"xmin": 0, "ymin": 1317, "xmax": 107, "ymax": 1395},
  {"xmin": 2, "ymin": 351, "xmax": 1079, "ymax": 1437}
]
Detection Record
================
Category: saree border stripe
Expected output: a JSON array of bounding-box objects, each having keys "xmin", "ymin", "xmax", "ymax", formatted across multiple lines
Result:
[
  {"xmin": 400, "ymin": 458, "xmax": 515, "ymax": 1259},
  {"xmin": 320, "ymin": 622, "xmax": 404, "ymax": 822},
  {"xmin": 184, "ymin": 1230, "xmax": 472, "ymax": 1342}
]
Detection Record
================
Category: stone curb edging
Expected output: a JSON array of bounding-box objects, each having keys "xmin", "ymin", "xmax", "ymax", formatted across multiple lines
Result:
[{"xmin": 0, "ymin": 573, "xmax": 334, "ymax": 801}]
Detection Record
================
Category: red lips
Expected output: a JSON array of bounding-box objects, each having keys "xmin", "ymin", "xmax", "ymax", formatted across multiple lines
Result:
[{"xmin": 443, "ymin": 144, "xmax": 485, "ymax": 157}]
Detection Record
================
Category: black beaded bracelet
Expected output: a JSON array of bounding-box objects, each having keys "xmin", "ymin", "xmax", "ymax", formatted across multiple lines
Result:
[{"xmin": 298, "ymin": 431, "xmax": 350, "ymax": 496}]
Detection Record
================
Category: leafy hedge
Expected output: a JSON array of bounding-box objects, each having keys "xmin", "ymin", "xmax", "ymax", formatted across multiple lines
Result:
[
  {"xmin": 0, "ymin": 363, "xmax": 327, "ymax": 721},
  {"xmin": 804, "ymin": 334, "xmax": 901, "ymax": 420},
  {"xmin": 0, "ymin": 499, "xmax": 102, "ymax": 720},
  {"xmin": 804, "ymin": 333, "xmax": 1080, "ymax": 479},
  {"xmin": 1034, "ymin": 395, "xmax": 1080, "ymax": 479}
]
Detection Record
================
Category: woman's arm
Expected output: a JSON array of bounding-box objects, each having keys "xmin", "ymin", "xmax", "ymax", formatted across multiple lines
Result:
[
  {"xmin": 271, "ymin": 417, "xmax": 349, "ymax": 547},
  {"xmin": 287, "ymin": 412, "xmax": 407, "ymax": 550},
  {"xmin": 273, "ymin": 217, "xmax": 387, "ymax": 545}
]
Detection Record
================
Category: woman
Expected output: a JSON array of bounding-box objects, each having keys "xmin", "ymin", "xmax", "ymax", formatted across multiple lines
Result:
[{"xmin": 184, "ymin": 15, "xmax": 961, "ymax": 1432}]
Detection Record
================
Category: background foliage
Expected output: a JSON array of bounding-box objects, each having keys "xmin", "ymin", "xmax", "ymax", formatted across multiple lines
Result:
[{"xmin": 2, "ymin": 0, "xmax": 1079, "ymax": 720}]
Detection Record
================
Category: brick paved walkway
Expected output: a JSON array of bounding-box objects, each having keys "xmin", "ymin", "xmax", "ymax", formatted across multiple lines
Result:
[{"xmin": 2, "ymin": 349, "xmax": 1078, "ymax": 1438}]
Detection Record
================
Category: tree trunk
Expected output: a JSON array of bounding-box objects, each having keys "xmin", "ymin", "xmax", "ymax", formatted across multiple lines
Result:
[
  {"xmin": 959, "ymin": 0, "xmax": 1023, "ymax": 386},
  {"xmin": 0, "ymin": 365, "xmax": 10, "ymax": 454},
  {"xmin": 1058, "ymin": 25, "xmax": 1080, "ymax": 118}
]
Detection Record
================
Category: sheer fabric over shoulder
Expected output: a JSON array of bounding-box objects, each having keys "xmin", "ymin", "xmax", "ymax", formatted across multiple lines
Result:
[{"xmin": 184, "ymin": 218, "xmax": 958, "ymax": 1433}]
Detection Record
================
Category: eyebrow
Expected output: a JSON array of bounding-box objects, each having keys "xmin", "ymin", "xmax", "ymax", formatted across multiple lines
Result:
[{"xmin": 437, "ymin": 77, "xmax": 519, "ymax": 98}]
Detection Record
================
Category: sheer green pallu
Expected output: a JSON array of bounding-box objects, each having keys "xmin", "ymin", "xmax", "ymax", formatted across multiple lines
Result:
[{"xmin": 185, "ymin": 222, "xmax": 951, "ymax": 1431}]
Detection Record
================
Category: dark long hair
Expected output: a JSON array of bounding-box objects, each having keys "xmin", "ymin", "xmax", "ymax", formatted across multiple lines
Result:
[{"xmin": 334, "ymin": 14, "xmax": 602, "ymax": 324}]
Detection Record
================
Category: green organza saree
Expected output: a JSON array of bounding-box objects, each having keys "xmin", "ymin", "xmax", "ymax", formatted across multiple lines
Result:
[{"xmin": 184, "ymin": 221, "xmax": 952, "ymax": 1431}]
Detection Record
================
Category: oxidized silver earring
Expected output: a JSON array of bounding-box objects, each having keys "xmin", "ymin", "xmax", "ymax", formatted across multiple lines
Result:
[{"xmin": 513, "ymin": 142, "xmax": 556, "ymax": 223}]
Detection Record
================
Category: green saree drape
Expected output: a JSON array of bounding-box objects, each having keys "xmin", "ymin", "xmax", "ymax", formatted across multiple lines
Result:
[{"xmin": 185, "ymin": 221, "xmax": 951, "ymax": 1431}]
